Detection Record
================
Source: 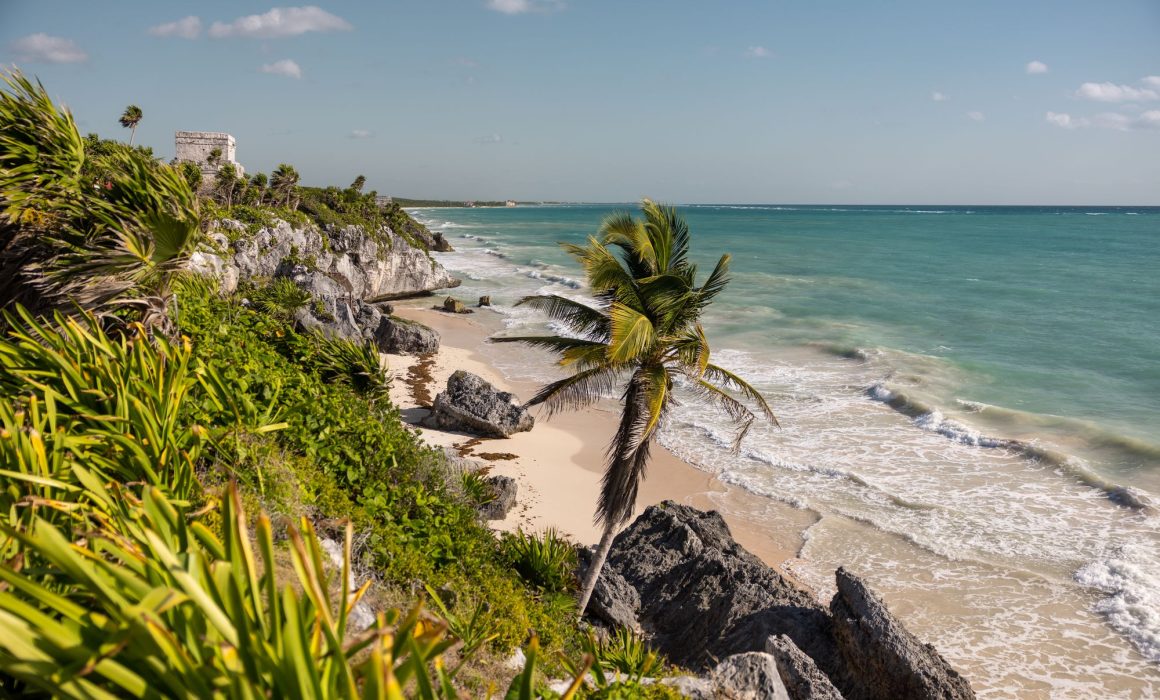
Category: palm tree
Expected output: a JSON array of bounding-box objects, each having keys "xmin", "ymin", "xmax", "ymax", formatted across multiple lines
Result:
[
  {"xmin": 349, "ymin": 174, "xmax": 366, "ymax": 193},
  {"xmin": 118, "ymin": 104, "xmax": 142, "ymax": 145},
  {"xmin": 494, "ymin": 200, "xmax": 776, "ymax": 616},
  {"xmin": 270, "ymin": 163, "xmax": 300, "ymax": 209}
]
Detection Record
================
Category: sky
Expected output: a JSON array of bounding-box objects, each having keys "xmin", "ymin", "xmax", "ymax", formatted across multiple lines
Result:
[{"xmin": 2, "ymin": 0, "xmax": 1158, "ymax": 204}]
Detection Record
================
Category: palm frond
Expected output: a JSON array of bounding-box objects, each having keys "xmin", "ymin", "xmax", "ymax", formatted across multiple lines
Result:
[
  {"xmin": 698, "ymin": 254, "xmax": 732, "ymax": 305},
  {"xmin": 512, "ymin": 294, "xmax": 610, "ymax": 340},
  {"xmin": 688, "ymin": 378, "xmax": 757, "ymax": 452},
  {"xmin": 525, "ymin": 364, "xmax": 624, "ymax": 417},
  {"xmin": 704, "ymin": 363, "xmax": 778, "ymax": 426},
  {"xmin": 608, "ymin": 302, "xmax": 657, "ymax": 364},
  {"xmin": 491, "ymin": 335, "xmax": 610, "ymax": 367}
]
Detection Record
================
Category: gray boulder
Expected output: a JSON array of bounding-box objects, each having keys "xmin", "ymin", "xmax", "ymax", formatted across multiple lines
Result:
[
  {"xmin": 422, "ymin": 371, "xmax": 534, "ymax": 438},
  {"xmin": 591, "ymin": 502, "xmax": 840, "ymax": 675},
  {"xmin": 830, "ymin": 568, "xmax": 974, "ymax": 700},
  {"xmin": 765, "ymin": 635, "xmax": 845, "ymax": 700},
  {"xmin": 712, "ymin": 653, "xmax": 792, "ymax": 700},
  {"xmin": 477, "ymin": 475, "xmax": 518, "ymax": 520},
  {"xmin": 581, "ymin": 553, "xmax": 641, "ymax": 631},
  {"xmin": 375, "ymin": 316, "xmax": 440, "ymax": 355}
]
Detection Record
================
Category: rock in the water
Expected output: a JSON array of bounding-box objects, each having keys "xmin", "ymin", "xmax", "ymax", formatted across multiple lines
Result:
[
  {"xmin": 440, "ymin": 296, "xmax": 471, "ymax": 314},
  {"xmin": 478, "ymin": 295, "xmax": 492, "ymax": 307},
  {"xmin": 477, "ymin": 475, "xmax": 518, "ymax": 520},
  {"xmin": 592, "ymin": 502, "xmax": 839, "ymax": 675},
  {"xmin": 422, "ymin": 370, "xmax": 534, "ymax": 438},
  {"xmin": 829, "ymin": 568, "xmax": 974, "ymax": 700},
  {"xmin": 712, "ymin": 653, "xmax": 792, "ymax": 700},
  {"xmin": 376, "ymin": 316, "xmax": 439, "ymax": 355},
  {"xmin": 765, "ymin": 635, "xmax": 845, "ymax": 700}
]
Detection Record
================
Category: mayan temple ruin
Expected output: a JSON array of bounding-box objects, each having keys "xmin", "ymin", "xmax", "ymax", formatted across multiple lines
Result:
[{"xmin": 174, "ymin": 131, "xmax": 245, "ymax": 180}]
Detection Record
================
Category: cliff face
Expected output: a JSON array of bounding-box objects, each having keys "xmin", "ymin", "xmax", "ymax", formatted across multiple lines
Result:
[
  {"xmin": 190, "ymin": 218, "xmax": 458, "ymax": 300},
  {"xmin": 189, "ymin": 218, "xmax": 456, "ymax": 354}
]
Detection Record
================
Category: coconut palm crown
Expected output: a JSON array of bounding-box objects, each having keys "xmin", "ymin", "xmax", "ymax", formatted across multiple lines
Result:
[
  {"xmin": 494, "ymin": 199, "xmax": 776, "ymax": 614},
  {"xmin": 118, "ymin": 104, "xmax": 142, "ymax": 145}
]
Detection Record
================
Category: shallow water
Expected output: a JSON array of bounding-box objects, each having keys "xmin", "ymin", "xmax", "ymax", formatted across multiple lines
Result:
[{"xmin": 412, "ymin": 204, "xmax": 1160, "ymax": 697}]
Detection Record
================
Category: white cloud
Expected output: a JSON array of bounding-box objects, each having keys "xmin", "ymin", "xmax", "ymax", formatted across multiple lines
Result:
[
  {"xmin": 1046, "ymin": 111, "xmax": 1081, "ymax": 129},
  {"xmin": 1141, "ymin": 76, "xmax": 1160, "ymax": 88},
  {"xmin": 9, "ymin": 33, "xmax": 88, "ymax": 63},
  {"xmin": 349, "ymin": 129, "xmax": 374, "ymax": 139},
  {"xmin": 1074, "ymin": 81, "xmax": 1158, "ymax": 103},
  {"xmin": 1025, "ymin": 60, "xmax": 1048, "ymax": 75},
  {"xmin": 966, "ymin": 111, "xmax": 985, "ymax": 121},
  {"xmin": 149, "ymin": 16, "xmax": 202, "ymax": 39},
  {"xmin": 260, "ymin": 59, "xmax": 302, "ymax": 79},
  {"xmin": 1046, "ymin": 110, "xmax": 1160, "ymax": 131},
  {"xmin": 485, "ymin": 0, "xmax": 563, "ymax": 14},
  {"xmin": 745, "ymin": 46, "xmax": 772, "ymax": 59},
  {"xmin": 210, "ymin": 6, "xmax": 352, "ymax": 39},
  {"xmin": 931, "ymin": 91, "xmax": 949, "ymax": 102},
  {"xmin": 475, "ymin": 133, "xmax": 503, "ymax": 144}
]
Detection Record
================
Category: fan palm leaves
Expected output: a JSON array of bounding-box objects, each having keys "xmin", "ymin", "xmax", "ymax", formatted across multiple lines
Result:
[
  {"xmin": 270, "ymin": 163, "xmax": 300, "ymax": 209},
  {"xmin": 118, "ymin": 104, "xmax": 142, "ymax": 145},
  {"xmin": 0, "ymin": 71, "xmax": 200, "ymax": 331},
  {"xmin": 494, "ymin": 199, "xmax": 775, "ymax": 615}
]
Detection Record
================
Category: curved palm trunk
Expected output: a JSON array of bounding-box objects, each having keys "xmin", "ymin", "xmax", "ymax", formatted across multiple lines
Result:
[
  {"xmin": 577, "ymin": 524, "xmax": 617, "ymax": 619},
  {"xmin": 129, "ymin": 125, "xmax": 136, "ymax": 146}
]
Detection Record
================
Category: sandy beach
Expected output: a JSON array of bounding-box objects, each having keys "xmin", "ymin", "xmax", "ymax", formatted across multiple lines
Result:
[{"xmin": 385, "ymin": 304, "xmax": 802, "ymax": 575}]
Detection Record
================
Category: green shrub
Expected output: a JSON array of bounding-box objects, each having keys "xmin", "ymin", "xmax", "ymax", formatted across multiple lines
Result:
[
  {"xmin": 502, "ymin": 528, "xmax": 579, "ymax": 594},
  {"xmin": 250, "ymin": 277, "xmax": 312, "ymax": 319}
]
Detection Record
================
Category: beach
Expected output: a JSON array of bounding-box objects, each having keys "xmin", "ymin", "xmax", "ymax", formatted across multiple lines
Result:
[{"xmin": 386, "ymin": 304, "xmax": 804, "ymax": 574}]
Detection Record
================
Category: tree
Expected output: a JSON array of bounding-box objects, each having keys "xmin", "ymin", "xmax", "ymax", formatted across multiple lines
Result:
[
  {"xmin": 118, "ymin": 104, "xmax": 142, "ymax": 145},
  {"xmin": 270, "ymin": 163, "xmax": 300, "ymax": 209},
  {"xmin": 494, "ymin": 200, "xmax": 776, "ymax": 617},
  {"xmin": 349, "ymin": 174, "xmax": 366, "ymax": 193},
  {"xmin": 206, "ymin": 147, "xmax": 222, "ymax": 168},
  {"xmin": 212, "ymin": 162, "xmax": 242, "ymax": 208}
]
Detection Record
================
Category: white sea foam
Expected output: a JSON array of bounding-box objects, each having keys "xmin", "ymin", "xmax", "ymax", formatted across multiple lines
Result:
[{"xmin": 1076, "ymin": 542, "xmax": 1160, "ymax": 663}]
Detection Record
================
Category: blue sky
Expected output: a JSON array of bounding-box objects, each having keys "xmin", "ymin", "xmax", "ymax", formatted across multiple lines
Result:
[{"xmin": 2, "ymin": 1, "xmax": 1158, "ymax": 204}]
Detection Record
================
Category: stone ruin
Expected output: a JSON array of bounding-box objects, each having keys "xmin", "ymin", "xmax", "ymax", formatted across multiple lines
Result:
[{"xmin": 174, "ymin": 131, "xmax": 245, "ymax": 180}]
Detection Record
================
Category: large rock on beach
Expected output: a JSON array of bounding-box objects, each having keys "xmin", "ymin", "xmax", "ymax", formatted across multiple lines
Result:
[
  {"xmin": 830, "ymin": 567, "xmax": 974, "ymax": 700},
  {"xmin": 661, "ymin": 653, "xmax": 790, "ymax": 700},
  {"xmin": 422, "ymin": 371, "xmax": 534, "ymax": 438},
  {"xmin": 376, "ymin": 316, "xmax": 440, "ymax": 355},
  {"xmin": 588, "ymin": 501, "xmax": 974, "ymax": 699},
  {"xmin": 476, "ymin": 475, "xmax": 518, "ymax": 520}
]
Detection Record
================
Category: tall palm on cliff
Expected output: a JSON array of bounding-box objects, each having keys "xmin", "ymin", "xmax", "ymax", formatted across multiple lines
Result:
[
  {"xmin": 270, "ymin": 163, "xmax": 300, "ymax": 209},
  {"xmin": 119, "ymin": 104, "xmax": 142, "ymax": 145},
  {"xmin": 494, "ymin": 199, "xmax": 776, "ymax": 616}
]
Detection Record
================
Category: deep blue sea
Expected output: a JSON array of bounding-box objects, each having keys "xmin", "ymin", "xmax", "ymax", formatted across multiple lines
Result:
[{"xmin": 411, "ymin": 204, "xmax": 1160, "ymax": 696}]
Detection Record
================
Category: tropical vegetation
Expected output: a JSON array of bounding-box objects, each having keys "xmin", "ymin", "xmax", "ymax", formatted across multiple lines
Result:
[
  {"xmin": 0, "ymin": 69, "xmax": 682, "ymax": 696},
  {"xmin": 494, "ymin": 200, "xmax": 776, "ymax": 615}
]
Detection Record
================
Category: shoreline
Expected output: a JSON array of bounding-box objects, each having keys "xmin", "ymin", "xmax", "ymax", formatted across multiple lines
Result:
[{"xmin": 386, "ymin": 304, "xmax": 804, "ymax": 580}]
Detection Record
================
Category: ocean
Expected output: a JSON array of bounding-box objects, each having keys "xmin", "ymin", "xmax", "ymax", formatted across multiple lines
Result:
[{"xmin": 410, "ymin": 204, "xmax": 1160, "ymax": 697}]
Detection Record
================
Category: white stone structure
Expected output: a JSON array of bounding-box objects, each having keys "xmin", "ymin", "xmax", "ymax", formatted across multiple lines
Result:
[{"xmin": 174, "ymin": 131, "xmax": 245, "ymax": 179}]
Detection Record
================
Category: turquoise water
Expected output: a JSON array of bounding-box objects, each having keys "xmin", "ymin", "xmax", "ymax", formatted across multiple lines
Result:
[{"xmin": 412, "ymin": 204, "xmax": 1160, "ymax": 696}]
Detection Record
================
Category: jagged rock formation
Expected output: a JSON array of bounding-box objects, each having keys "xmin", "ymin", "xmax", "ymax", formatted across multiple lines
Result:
[
  {"xmin": 588, "ymin": 502, "xmax": 975, "ymax": 700},
  {"xmin": 189, "ymin": 218, "xmax": 455, "ymax": 354},
  {"xmin": 829, "ymin": 568, "xmax": 974, "ymax": 700},
  {"xmin": 422, "ymin": 371, "xmax": 534, "ymax": 438}
]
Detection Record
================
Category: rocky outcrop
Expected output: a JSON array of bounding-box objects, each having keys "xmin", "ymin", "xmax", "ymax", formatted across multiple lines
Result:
[
  {"xmin": 422, "ymin": 371, "xmax": 534, "ymax": 438},
  {"xmin": 589, "ymin": 502, "xmax": 974, "ymax": 700},
  {"xmin": 830, "ymin": 568, "xmax": 973, "ymax": 700},
  {"xmin": 662, "ymin": 653, "xmax": 791, "ymax": 700},
  {"xmin": 199, "ymin": 219, "xmax": 458, "ymax": 300},
  {"xmin": 478, "ymin": 295, "xmax": 492, "ymax": 307},
  {"xmin": 477, "ymin": 475, "xmax": 518, "ymax": 520},
  {"xmin": 438, "ymin": 296, "xmax": 471, "ymax": 314},
  {"xmin": 590, "ymin": 502, "xmax": 839, "ymax": 673},
  {"xmin": 765, "ymin": 635, "xmax": 845, "ymax": 700},
  {"xmin": 378, "ymin": 316, "xmax": 439, "ymax": 355}
]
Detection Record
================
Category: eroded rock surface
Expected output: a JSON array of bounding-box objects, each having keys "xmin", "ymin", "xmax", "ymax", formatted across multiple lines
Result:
[{"xmin": 422, "ymin": 371, "xmax": 534, "ymax": 438}]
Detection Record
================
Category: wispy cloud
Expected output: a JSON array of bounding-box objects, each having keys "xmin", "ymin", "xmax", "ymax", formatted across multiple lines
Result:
[
  {"xmin": 9, "ymin": 33, "xmax": 87, "ymax": 63},
  {"xmin": 1074, "ymin": 81, "xmax": 1158, "ymax": 103},
  {"xmin": 1046, "ymin": 110, "xmax": 1160, "ymax": 131},
  {"xmin": 931, "ymin": 91, "xmax": 949, "ymax": 102},
  {"xmin": 485, "ymin": 0, "xmax": 563, "ymax": 14},
  {"xmin": 745, "ymin": 46, "xmax": 772, "ymax": 59},
  {"xmin": 1143, "ymin": 76, "xmax": 1160, "ymax": 88},
  {"xmin": 210, "ymin": 6, "xmax": 352, "ymax": 39},
  {"xmin": 149, "ymin": 16, "xmax": 202, "ymax": 39},
  {"xmin": 349, "ymin": 129, "xmax": 374, "ymax": 139},
  {"xmin": 475, "ymin": 133, "xmax": 503, "ymax": 144},
  {"xmin": 260, "ymin": 59, "xmax": 302, "ymax": 79},
  {"xmin": 966, "ymin": 111, "xmax": 985, "ymax": 121},
  {"xmin": 1025, "ymin": 60, "xmax": 1048, "ymax": 75}
]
